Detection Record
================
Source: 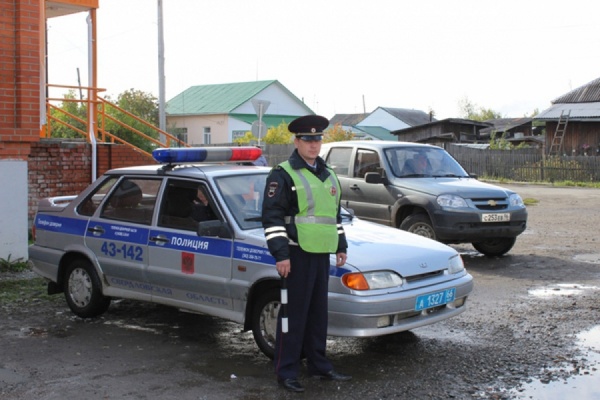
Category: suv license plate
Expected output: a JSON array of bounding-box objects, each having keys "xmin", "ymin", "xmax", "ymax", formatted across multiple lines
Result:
[
  {"xmin": 482, "ymin": 213, "xmax": 510, "ymax": 222},
  {"xmin": 415, "ymin": 288, "xmax": 456, "ymax": 311}
]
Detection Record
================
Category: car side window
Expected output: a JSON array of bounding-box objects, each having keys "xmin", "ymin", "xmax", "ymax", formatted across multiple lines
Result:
[
  {"xmin": 158, "ymin": 180, "xmax": 218, "ymax": 231},
  {"xmin": 325, "ymin": 147, "xmax": 352, "ymax": 177},
  {"xmin": 100, "ymin": 178, "xmax": 160, "ymax": 225},
  {"xmin": 354, "ymin": 149, "xmax": 381, "ymax": 179},
  {"xmin": 77, "ymin": 177, "xmax": 118, "ymax": 217}
]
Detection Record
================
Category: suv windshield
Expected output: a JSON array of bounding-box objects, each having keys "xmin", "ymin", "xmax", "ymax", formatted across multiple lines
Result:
[{"xmin": 384, "ymin": 146, "xmax": 469, "ymax": 178}]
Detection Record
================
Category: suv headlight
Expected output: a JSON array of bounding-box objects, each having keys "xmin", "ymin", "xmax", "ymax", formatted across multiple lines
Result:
[
  {"xmin": 437, "ymin": 194, "xmax": 468, "ymax": 208},
  {"xmin": 342, "ymin": 271, "xmax": 403, "ymax": 290},
  {"xmin": 448, "ymin": 254, "xmax": 465, "ymax": 274},
  {"xmin": 509, "ymin": 193, "xmax": 525, "ymax": 207}
]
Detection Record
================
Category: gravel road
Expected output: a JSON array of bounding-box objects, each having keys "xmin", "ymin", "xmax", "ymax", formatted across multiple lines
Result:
[{"xmin": 1, "ymin": 183, "xmax": 599, "ymax": 399}]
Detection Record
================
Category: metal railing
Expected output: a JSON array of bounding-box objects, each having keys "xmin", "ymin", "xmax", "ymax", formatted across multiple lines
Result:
[{"xmin": 43, "ymin": 84, "xmax": 189, "ymax": 156}]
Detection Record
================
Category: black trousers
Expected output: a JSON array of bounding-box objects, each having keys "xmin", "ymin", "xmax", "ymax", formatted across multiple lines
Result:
[{"xmin": 274, "ymin": 246, "xmax": 333, "ymax": 380}]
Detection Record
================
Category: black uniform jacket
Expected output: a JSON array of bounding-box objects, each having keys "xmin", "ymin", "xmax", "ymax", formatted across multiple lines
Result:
[{"xmin": 261, "ymin": 149, "xmax": 348, "ymax": 262}]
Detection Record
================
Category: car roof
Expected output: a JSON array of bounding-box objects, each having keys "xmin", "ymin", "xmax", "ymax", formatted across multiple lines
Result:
[
  {"xmin": 104, "ymin": 163, "xmax": 271, "ymax": 179},
  {"xmin": 321, "ymin": 140, "xmax": 435, "ymax": 149}
]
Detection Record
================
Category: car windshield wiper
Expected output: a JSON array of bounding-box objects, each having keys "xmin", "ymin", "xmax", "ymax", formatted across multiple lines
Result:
[
  {"xmin": 244, "ymin": 216, "xmax": 262, "ymax": 222},
  {"xmin": 431, "ymin": 174, "xmax": 470, "ymax": 178},
  {"xmin": 400, "ymin": 173, "xmax": 428, "ymax": 178}
]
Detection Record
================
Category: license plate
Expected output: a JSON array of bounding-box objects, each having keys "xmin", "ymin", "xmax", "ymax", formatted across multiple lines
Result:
[
  {"xmin": 482, "ymin": 213, "xmax": 510, "ymax": 222},
  {"xmin": 415, "ymin": 288, "xmax": 456, "ymax": 311}
]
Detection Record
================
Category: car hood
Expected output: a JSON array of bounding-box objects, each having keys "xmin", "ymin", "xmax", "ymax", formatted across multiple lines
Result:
[
  {"xmin": 393, "ymin": 177, "xmax": 514, "ymax": 198},
  {"xmin": 340, "ymin": 217, "xmax": 460, "ymax": 276}
]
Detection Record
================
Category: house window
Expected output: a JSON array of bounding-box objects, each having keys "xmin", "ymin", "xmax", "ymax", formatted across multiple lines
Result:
[
  {"xmin": 232, "ymin": 130, "xmax": 247, "ymax": 140},
  {"xmin": 203, "ymin": 127, "xmax": 211, "ymax": 144},
  {"xmin": 171, "ymin": 127, "xmax": 188, "ymax": 144}
]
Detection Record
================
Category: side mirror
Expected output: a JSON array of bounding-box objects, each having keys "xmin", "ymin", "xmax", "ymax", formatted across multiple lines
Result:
[
  {"xmin": 364, "ymin": 172, "xmax": 385, "ymax": 184},
  {"xmin": 198, "ymin": 220, "xmax": 232, "ymax": 239}
]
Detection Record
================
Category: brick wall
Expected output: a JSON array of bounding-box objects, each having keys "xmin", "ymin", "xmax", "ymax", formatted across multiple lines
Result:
[
  {"xmin": 0, "ymin": 0, "xmax": 41, "ymax": 160},
  {"xmin": 28, "ymin": 140, "xmax": 156, "ymax": 224}
]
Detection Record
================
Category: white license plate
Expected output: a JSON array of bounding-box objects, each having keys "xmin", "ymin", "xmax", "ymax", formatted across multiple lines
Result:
[
  {"xmin": 415, "ymin": 288, "xmax": 456, "ymax": 311},
  {"xmin": 482, "ymin": 213, "xmax": 510, "ymax": 222}
]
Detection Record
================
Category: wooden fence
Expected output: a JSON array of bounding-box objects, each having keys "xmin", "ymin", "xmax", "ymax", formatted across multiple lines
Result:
[{"xmin": 446, "ymin": 144, "xmax": 600, "ymax": 183}]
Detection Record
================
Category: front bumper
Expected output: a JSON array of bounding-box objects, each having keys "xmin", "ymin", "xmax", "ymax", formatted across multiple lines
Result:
[
  {"xmin": 432, "ymin": 208, "xmax": 527, "ymax": 242},
  {"xmin": 326, "ymin": 273, "xmax": 473, "ymax": 337}
]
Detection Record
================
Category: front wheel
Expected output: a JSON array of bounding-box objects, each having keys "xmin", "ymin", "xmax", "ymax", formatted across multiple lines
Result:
[
  {"xmin": 251, "ymin": 289, "xmax": 280, "ymax": 359},
  {"xmin": 64, "ymin": 259, "xmax": 111, "ymax": 318},
  {"xmin": 400, "ymin": 213, "xmax": 436, "ymax": 240},
  {"xmin": 472, "ymin": 237, "xmax": 516, "ymax": 257}
]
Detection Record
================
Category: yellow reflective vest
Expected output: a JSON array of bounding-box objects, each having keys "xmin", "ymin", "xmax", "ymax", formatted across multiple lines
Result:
[{"xmin": 280, "ymin": 161, "xmax": 341, "ymax": 253}]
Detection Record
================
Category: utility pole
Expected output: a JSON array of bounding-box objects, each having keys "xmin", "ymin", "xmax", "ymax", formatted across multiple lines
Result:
[{"xmin": 158, "ymin": 0, "xmax": 166, "ymax": 142}]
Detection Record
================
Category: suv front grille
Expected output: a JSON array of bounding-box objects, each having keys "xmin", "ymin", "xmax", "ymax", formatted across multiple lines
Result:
[{"xmin": 471, "ymin": 197, "xmax": 509, "ymax": 211}]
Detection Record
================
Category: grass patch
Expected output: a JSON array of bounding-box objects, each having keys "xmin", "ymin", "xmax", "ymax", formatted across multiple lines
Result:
[
  {"xmin": 0, "ymin": 255, "xmax": 31, "ymax": 273},
  {"xmin": 0, "ymin": 277, "xmax": 59, "ymax": 305},
  {"xmin": 523, "ymin": 198, "xmax": 539, "ymax": 206}
]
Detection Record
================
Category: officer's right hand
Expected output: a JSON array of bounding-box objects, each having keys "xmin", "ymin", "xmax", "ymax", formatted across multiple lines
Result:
[{"xmin": 276, "ymin": 259, "xmax": 291, "ymax": 278}]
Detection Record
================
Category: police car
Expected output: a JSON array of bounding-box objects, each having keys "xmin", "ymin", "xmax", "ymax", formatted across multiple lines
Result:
[{"xmin": 29, "ymin": 147, "xmax": 474, "ymax": 359}]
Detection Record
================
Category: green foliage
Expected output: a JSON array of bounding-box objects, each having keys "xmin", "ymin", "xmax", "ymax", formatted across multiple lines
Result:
[
  {"xmin": 488, "ymin": 131, "xmax": 528, "ymax": 150},
  {"xmin": 324, "ymin": 123, "xmax": 355, "ymax": 143},
  {"xmin": 102, "ymin": 89, "xmax": 160, "ymax": 153},
  {"xmin": 0, "ymin": 255, "xmax": 30, "ymax": 273},
  {"xmin": 48, "ymin": 90, "xmax": 88, "ymax": 138},
  {"xmin": 264, "ymin": 122, "xmax": 294, "ymax": 144},
  {"xmin": 458, "ymin": 96, "xmax": 502, "ymax": 121},
  {"xmin": 234, "ymin": 131, "xmax": 259, "ymax": 144}
]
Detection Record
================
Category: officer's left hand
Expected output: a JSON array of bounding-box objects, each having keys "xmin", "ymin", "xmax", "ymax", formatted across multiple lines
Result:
[{"xmin": 335, "ymin": 252, "xmax": 347, "ymax": 267}]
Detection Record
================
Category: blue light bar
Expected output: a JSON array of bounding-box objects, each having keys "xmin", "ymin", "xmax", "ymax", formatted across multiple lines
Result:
[{"xmin": 152, "ymin": 147, "xmax": 263, "ymax": 164}]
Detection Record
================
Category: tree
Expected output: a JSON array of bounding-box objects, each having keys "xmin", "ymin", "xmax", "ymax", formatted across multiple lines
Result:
[
  {"xmin": 263, "ymin": 122, "xmax": 294, "ymax": 144},
  {"xmin": 458, "ymin": 96, "xmax": 502, "ymax": 121},
  {"xmin": 102, "ymin": 89, "xmax": 160, "ymax": 152},
  {"xmin": 234, "ymin": 131, "xmax": 258, "ymax": 144},
  {"xmin": 48, "ymin": 90, "xmax": 88, "ymax": 138},
  {"xmin": 323, "ymin": 123, "xmax": 354, "ymax": 143}
]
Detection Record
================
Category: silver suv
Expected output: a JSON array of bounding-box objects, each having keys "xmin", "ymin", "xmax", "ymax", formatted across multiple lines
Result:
[{"xmin": 320, "ymin": 141, "xmax": 528, "ymax": 256}]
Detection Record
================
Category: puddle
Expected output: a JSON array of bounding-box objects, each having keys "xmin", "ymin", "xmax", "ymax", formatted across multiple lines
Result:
[
  {"xmin": 574, "ymin": 253, "xmax": 600, "ymax": 265},
  {"xmin": 509, "ymin": 326, "xmax": 600, "ymax": 399},
  {"xmin": 528, "ymin": 283, "xmax": 599, "ymax": 298}
]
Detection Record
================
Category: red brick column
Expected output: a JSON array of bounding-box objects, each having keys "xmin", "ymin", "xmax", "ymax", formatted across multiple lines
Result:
[{"xmin": 0, "ymin": 0, "xmax": 41, "ymax": 160}]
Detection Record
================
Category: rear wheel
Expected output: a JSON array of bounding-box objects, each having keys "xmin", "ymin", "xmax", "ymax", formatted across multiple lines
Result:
[
  {"xmin": 251, "ymin": 289, "xmax": 280, "ymax": 359},
  {"xmin": 400, "ymin": 213, "xmax": 436, "ymax": 240},
  {"xmin": 64, "ymin": 259, "xmax": 110, "ymax": 318},
  {"xmin": 472, "ymin": 237, "xmax": 516, "ymax": 257}
]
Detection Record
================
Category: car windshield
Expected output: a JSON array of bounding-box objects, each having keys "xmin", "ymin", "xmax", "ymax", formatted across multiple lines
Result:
[
  {"xmin": 384, "ymin": 146, "xmax": 469, "ymax": 178},
  {"xmin": 214, "ymin": 173, "xmax": 268, "ymax": 230}
]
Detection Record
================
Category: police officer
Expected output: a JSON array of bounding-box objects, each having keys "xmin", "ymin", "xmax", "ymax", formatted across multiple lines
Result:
[{"xmin": 262, "ymin": 115, "xmax": 351, "ymax": 393}]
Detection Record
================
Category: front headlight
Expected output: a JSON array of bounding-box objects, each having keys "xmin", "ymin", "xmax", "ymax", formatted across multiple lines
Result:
[
  {"xmin": 509, "ymin": 193, "xmax": 525, "ymax": 207},
  {"xmin": 447, "ymin": 254, "xmax": 465, "ymax": 274},
  {"xmin": 342, "ymin": 271, "xmax": 403, "ymax": 291},
  {"xmin": 437, "ymin": 194, "xmax": 468, "ymax": 208}
]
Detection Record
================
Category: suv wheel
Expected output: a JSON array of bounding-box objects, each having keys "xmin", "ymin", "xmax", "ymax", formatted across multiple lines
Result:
[
  {"xmin": 400, "ymin": 213, "xmax": 436, "ymax": 240},
  {"xmin": 64, "ymin": 259, "xmax": 111, "ymax": 318},
  {"xmin": 251, "ymin": 289, "xmax": 280, "ymax": 359},
  {"xmin": 472, "ymin": 237, "xmax": 516, "ymax": 257}
]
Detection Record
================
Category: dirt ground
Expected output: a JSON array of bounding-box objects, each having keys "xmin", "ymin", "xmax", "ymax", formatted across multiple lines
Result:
[{"xmin": 1, "ymin": 183, "xmax": 599, "ymax": 399}]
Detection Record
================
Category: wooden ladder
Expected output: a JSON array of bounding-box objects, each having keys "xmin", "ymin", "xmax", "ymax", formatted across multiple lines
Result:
[{"xmin": 548, "ymin": 110, "xmax": 570, "ymax": 155}]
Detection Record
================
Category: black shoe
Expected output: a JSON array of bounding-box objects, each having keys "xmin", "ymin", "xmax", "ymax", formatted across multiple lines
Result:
[
  {"xmin": 312, "ymin": 370, "xmax": 352, "ymax": 381},
  {"xmin": 278, "ymin": 378, "xmax": 305, "ymax": 393}
]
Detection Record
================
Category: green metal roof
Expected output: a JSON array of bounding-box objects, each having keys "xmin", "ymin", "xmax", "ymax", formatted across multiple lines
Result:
[
  {"xmin": 357, "ymin": 126, "xmax": 396, "ymax": 141},
  {"xmin": 230, "ymin": 114, "xmax": 300, "ymax": 127},
  {"xmin": 166, "ymin": 80, "xmax": 277, "ymax": 115}
]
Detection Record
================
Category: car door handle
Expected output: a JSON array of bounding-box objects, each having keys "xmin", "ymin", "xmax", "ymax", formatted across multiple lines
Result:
[
  {"xmin": 87, "ymin": 226, "xmax": 105, "ymax": 236},
  {"xmin": 350, "ymin": 184, "xmax": 360, "ymax": 191},
  {"xmin": 150, "ymin": 235, "xmax": 169, "ymax": 244}
]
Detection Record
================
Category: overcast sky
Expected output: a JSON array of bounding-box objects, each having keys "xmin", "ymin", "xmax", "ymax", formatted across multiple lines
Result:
[{"xmin": 46, "ymin": 0, "xmax": 599, "ymax": 120}]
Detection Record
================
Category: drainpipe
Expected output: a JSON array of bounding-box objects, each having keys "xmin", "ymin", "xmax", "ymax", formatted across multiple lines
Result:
[{"xmin": 87, "ymin": 11, "xmax": 97, "ymax": 182}]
